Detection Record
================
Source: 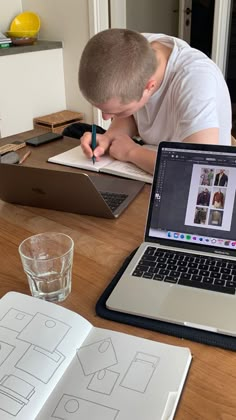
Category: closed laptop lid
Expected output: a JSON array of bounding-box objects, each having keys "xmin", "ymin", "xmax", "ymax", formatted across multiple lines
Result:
[{"xmin": 0, "ymin": 163, "xmax": 144, "ymax": 218}]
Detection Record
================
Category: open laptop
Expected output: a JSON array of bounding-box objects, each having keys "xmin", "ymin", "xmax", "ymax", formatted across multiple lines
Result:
[
  {"xmin": 0, "ymin": 163, "xmax": 144, "ymax": 218},
  {"xmin": 106, "ymin": 141, "xmax": 236, "ymax": 336}
]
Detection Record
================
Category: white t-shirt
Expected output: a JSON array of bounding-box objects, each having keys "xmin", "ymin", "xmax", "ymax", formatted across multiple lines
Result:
[{"xmin": 134, "ymin": 34, "xmax": 232, "ymax": 146}]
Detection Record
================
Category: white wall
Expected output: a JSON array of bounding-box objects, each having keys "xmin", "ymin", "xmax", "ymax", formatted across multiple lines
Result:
[
  {"xmin": 21, "ymin": 0, "xmax": 93, "ymax": 123},
  {"xmin": 0, "ymin": 0, "xmax": 22, "ymax": 33},
  {"xmin": 0, "ymin": 0, "xmax": 94, "ymax": 124}
]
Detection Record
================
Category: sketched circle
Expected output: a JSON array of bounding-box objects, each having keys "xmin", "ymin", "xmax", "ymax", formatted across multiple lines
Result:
[
  {"xmin": 45, "ymin": 320, "xmax": 56, "ymax": 328},
  {"xmin": 64, "ymin": 398, "xmax": 80, "ymax": 413}
]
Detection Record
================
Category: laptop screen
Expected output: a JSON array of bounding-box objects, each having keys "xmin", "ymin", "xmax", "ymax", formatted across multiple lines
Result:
[{"xmin": 146, "ymin": 142, "xmax": 236, "ymax": 253}]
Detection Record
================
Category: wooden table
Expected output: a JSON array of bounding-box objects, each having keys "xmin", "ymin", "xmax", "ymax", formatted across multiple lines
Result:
[{"xmin": 0, "ymin": 129, "xmax": 235, "ymax": 419}]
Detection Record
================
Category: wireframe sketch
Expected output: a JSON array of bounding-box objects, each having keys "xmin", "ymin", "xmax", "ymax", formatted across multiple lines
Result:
[
  {"xmin": 0, "ymin": 341, "xmax": 15, "ymax": 367},
  {"xmin": 77, "ymin": 338, "xmax": 117, "ymax": 376},
  {"xmin": 120, "ymin": 352, "xmax": 160, "ymax": 393},
  {"xmin": 0, "ymin": 374, "xmax": 35, "ymax": 416},
  {"xmin": 17, "ymin": 312, "xmax": 71, "ymax": 353},
  {"xmin": 16, "ymin": 345, "xmax": 65, "ymax": 383},
  {"xmin": 51, "ymin": 394, "xmax": 119, "ymax": 420},
  {"xmin": 0, "ymin": 308, "xmax": 33, "ymax": 332},
  {"xmin": 87, "ymin": 369, "xmax": 120, "ymax": 395}
]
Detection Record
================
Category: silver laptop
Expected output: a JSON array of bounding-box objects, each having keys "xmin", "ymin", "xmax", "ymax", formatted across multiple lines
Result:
[
  {"xmin": 106, "ymin": 142, "xmax": 236, "ymax": 336},
  {"xmin": 0, "ymin": 163, "xmax": 144, "ymax": 218}
]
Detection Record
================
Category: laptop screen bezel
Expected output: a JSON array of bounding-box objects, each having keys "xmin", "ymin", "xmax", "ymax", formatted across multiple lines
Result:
[{"xmin": 145, "ymin": 141, "xmax": 236, "ymax": 257}]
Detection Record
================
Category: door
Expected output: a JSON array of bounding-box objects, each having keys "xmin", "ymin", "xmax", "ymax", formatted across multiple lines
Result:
[{"xmin": 179, "ymin": 0, "xmax": 215, "ymax": 57}]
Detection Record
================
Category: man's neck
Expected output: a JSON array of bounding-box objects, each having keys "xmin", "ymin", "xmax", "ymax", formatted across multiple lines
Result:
[{"xmin": 151, "ymin": 40, "xmax": 173, "ymax": 92}]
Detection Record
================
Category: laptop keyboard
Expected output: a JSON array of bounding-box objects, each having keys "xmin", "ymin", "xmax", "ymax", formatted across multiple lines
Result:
[
  {"xmin": 100, "ymin": 192, "xmax": 128, "ymax": 212},
  {"xmin": 132, "ymin": 247, "xmax": 236, "ymax": 295}
]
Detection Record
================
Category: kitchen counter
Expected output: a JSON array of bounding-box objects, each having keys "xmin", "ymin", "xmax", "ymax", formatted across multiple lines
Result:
[{"xmin": 0, "ymin": 40, "xmax": 62, "ymax": 56}]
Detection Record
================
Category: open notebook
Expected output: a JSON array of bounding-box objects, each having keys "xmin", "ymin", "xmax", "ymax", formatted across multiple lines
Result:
[
  {"xmin": 106, "ymin": 141, "xmax": 236, "ymax": 337},
  {"xmin": 48, "ymin": 144, "xmax": 153, "ymax": 184},
  {"xmin": 0, "ymin": 292, "xmax": 191, "ymax": 420}
]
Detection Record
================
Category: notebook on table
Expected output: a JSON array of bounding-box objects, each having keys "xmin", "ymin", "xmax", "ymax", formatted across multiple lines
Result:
[
  {"xmin": 106, "ymin": 141, "xmax": 236, "ymax": 336},
  {"xmin": 0, "ymin": 163, "xmax": 144, "ymax": 219},
  {"xmin": 48, "ymin": 144, "xmax": 153, "ymax": 184}
]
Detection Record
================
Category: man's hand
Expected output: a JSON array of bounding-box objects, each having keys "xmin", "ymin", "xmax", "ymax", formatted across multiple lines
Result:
[
  {"xmin": 109, "ymin": 134, "xmax": 138, "ymax": 162},
  {"xmin": 80, "ymin": 132, "xmax": 112, "ymax": 161},
  {"xmin": 109, "ymin": 134, "xmax": 156, "ymax": 174}
]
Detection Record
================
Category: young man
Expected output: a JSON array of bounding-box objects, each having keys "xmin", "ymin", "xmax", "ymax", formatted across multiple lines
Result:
[{"xmin": 77, "ymin": 29, "xmax": 232, "ymax": 174}]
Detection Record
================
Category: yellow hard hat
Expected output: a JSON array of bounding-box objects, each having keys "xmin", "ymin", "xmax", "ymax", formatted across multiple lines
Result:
[{"xmin": 9, "ymin": 11, "xmax": 40, "ymax": 37}]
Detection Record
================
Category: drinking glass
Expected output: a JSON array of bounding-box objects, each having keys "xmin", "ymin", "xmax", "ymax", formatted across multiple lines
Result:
[{"xmin": 18, "ymin": 232, "xmax": 74, "ymax": 302}]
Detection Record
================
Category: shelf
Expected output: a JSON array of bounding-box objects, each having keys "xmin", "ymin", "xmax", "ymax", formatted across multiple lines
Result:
[{"xmin": 0, "ymin": 40, "xmax": 62, "ymax": 57}]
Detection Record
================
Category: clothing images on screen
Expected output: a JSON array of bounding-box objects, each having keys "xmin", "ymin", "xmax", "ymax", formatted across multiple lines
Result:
[
  {"xmin": 196, "ymin": 188, "xmax": 210, "ymax": 206},
  {"xmin": 185, "ymin": 166, "xmax": 233, "ymax": 231},
  {"xmin": 214, "ymin": 169, "xmax": 228, "ymax": 186},
  {"xmin": 212, "ymin": 189, "xmax": 225, "ymax": 209},
  {"xmin": 194, "ymin": 207, "xmax": 208, "ymax": 225},
  {"xmin": 200, "ymin": 168, "xmax": 214, "ymax": 186}
]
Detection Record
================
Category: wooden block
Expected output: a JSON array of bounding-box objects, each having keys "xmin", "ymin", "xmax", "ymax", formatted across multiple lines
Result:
[{"xmin": 33, "ymin": 110, "xmax": 84, "ymax": 133}]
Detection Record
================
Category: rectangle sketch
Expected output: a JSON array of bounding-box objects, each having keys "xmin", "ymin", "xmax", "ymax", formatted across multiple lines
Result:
[
  {"xmin": 16, "ymin": 346, "xmax": 65, "ymax": 383},
  {"xmin": 120, "ymin": 352, "xmax": 160, "ymax": 393},
  {"xmin": 77, "ymin": 338, "xmax": 117, "ymax": 376},
  {"xmin": 0, "ymin": 308, "xmax": 33, "ymax": 333},
  {"xmin": 87, "ymin": 369, "xmax": 120, "ymax": 395},
  {"xmin": 0, "ymin": 341, "xmax": 15, "ymax": 367},
  {"xmin": 0, "ymin": 374, "xmax": 35, "ymax": 416},
  {"xmin": 51, "ymin": 394, "xmax": 119, "ymax": 420},
  {"xmin": 17, "ymin": 313, "xmax": 71, "ymax": 353}
]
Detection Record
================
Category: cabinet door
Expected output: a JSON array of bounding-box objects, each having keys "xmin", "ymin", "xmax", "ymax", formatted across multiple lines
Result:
[{"xmin": 0, "ymin": 49, "xmax": 66, "ymax": 137}]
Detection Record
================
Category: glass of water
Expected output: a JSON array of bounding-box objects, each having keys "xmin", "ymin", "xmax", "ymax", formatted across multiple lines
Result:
[{"xmin": 18, "ymin": 232, "xmax": 74, "ymax": 302}]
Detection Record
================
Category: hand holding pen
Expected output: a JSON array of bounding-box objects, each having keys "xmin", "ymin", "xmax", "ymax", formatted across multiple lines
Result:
[
  {"xmin": 80, "ymin": 126, "xmax": 111, "ymax": 161},
  {"xmin": 91, "ymin": 124, "xmax": 96, "ymax": 164}
]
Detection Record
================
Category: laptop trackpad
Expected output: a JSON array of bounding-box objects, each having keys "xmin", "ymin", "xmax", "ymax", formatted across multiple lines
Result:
[{"xmin": 158, "ymin": 286, "xmax": 236, "ymax": 335}]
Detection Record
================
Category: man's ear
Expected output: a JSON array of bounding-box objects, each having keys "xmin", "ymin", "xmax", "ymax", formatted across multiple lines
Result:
[{"xmin": 143, "ymin": 78, "xmax": 157, "ymax": 96}]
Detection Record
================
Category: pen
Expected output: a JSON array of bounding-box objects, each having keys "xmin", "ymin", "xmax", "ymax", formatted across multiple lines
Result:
[
  {"xmin": 19, "ymin": 150, "xmax": 31, "ymax": 165},
  {"xmin": 91, "ymin": 124, "xmax": 96, "ymax": 164}
]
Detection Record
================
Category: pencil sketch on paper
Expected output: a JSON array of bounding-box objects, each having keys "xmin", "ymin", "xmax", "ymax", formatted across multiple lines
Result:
[
  {"xmin": 0, "ymin": 374, "xmax": 35, "ymax": 416},
  {"xmin": 0, "ymin": 308, "xmax": 33, "ymax": 333},
  {"xmin": 0, "ymin": 341, "xmax": 15, "ymax": 367},
  {"xmin": 0, "ymin": 307, "xmax": 71, "ymax": 418},
  {"xmin": 120, "ymin": 352, "xmax": 160, "ymax": 393},
  {"xmin": 17, "ymin": 312, "xmax": 71, "ymax": 353},
  {"xmin": 76, "ymin": 337, "xmax": 118, "ymax": 376},
  {"xmin": 51, "ymin": 394, "xmax": 119, "ymax": 420},
  {"xmin": 87, "ymin": 368, "xmax": 120, "ymax": 395},
  {"xmin": 16, "ymin": 345, "xmax": 65, "ymax": 383}
]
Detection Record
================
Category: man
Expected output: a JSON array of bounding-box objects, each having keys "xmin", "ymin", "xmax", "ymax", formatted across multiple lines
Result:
[
  {"xmin": 214, "ymin": 169, "xmax": 228, "ymax": 187},
  {"xmin": 73, "ymin": 29, "xmax": 232, "ymax": 174}
]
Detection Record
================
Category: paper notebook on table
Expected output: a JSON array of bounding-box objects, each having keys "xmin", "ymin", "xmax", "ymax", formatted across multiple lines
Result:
[
  {"xmin": 48, "ymin": 144, "xmax": 153, "ymax": 184},
  {"xmin": 0, "ymin": 292, "xmax": 191, "ymax": 420}
]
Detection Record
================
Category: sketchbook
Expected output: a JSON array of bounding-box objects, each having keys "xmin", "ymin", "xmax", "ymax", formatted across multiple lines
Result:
[
  {"xmin": 48, "ymin": 145, "xmax": 153, "ymax": 184},
  {"xmin": 0, "ymin": 292, "xmax": 191, "ymax": 420}
]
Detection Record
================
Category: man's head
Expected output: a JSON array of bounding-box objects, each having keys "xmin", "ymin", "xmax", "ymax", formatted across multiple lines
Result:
[{"xmin": 79, "ymin": 28, "xmax": 158, "ymax": 110}]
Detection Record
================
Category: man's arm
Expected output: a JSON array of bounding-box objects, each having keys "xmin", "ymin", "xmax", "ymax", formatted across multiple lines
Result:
[
  {"xmin": 110, "ymin": 127, "xmax": 220, "ymax": 175},
  {"xmin": 183, "ymin": 127, "xmax": 219, "ymax": 144}
]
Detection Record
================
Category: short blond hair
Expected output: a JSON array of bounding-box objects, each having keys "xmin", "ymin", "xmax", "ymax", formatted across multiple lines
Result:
[{"xmin": 79, "ymin": 29, "xmax": 157, "ymax": 104}]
